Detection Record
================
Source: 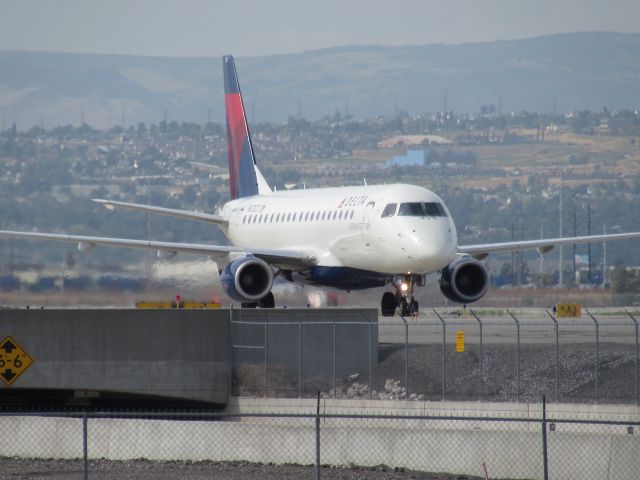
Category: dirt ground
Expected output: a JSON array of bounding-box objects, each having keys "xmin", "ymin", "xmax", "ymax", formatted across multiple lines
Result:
[{"xmin": 0, "ymin": 459, "xmax": 481, "ymax": 480}]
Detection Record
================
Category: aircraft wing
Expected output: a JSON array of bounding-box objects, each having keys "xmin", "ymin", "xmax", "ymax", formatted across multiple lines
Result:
[
  {"xmin": 458, "ymin": 231, "xmax": 640, "ymax": 259},
  {"xmin": 0, "ymin": 230, "xmax": 317, "ymax": 270},
  {"xmin": 92, "ymin": 199, "xmax": 228, "ymax": 225}
]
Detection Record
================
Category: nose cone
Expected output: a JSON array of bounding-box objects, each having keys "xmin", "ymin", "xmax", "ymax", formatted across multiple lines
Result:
[{"xmin": 409, "ymin": 219, "xmax": 457, "ymax": 271}]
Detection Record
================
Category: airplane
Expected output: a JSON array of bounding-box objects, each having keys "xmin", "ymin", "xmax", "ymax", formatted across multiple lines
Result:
[{"xmin": 2, "ymin": 55, "xmax": 640, "ymax": 317}]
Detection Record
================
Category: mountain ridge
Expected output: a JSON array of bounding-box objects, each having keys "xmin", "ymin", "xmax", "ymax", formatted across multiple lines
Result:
[{"xmin": 1, "ymin": 32, "xmax": 639, "ymax": 128}]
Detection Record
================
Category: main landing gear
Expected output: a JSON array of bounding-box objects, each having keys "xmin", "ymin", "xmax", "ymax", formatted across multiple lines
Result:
[{"xmin": 380, "ymin": 274, "xmax": 424, "ymax": 317}]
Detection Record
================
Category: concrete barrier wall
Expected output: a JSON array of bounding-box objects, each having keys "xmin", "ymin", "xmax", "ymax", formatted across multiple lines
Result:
[
  {"xmin": 1, "ymin": 414, "xmax": 638, "ymax": 480},
  {"xmin": 0, "ymin": 309, "xmax": 231, "ymax": 403},
  {"xmin": 226, "ymin": 397, "xmax": 640, "ymax": 421},
  {"xmin": 0, "ymin": 308, "xmax": 378, "ymax": 404}
]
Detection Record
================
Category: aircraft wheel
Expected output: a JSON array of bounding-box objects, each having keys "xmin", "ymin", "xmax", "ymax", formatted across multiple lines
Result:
[
  {"xmin": 241, "ymin": 301, "xmax": 258, "ymax": 308},
  {"xmin": 258, "ymin": 292, "xmax": 275, "ymax": 308},
  {"xmin": 409, "ymin": 299, "xmax": 419, "ymax": 317},
  {"xmin": 400, "ymin": 298, "xmax": 411, "ymax": 317},
  {"xmin": 381, "ymin": 292, "xmax": 396, "ymax": 317}
]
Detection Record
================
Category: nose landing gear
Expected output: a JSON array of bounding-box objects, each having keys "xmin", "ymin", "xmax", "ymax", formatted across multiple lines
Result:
[{"xmin": 380, "ymin": 274, "xmax": 423, "ymax": 317}]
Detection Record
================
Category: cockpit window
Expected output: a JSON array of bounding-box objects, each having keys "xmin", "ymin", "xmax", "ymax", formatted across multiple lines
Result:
[
  {"xmin": 424, "ymin": 202, "xmax": 447, "ymax": 216},
  {"xmin": 398, "ymin": 202, "xmax": 447, "ymax": 217},
  {"xmin": 381, "ymin": 203, "xmax": 397, "ymax": 218}
]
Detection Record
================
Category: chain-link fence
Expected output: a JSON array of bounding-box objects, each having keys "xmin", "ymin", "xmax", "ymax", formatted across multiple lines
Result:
[
  {"xmin": 231, "ymin": 308, "xmax": 640, "ymax": 404},
  {"xmin": 1, "ymin": 404, "xmax": 639, "ymax": 479}
]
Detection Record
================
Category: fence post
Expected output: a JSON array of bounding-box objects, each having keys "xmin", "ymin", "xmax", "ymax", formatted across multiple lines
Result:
[
  {"xmin": 546, "ymin": 310, "xmax": 559, "ymax": 402},
  {"xmin": 82, "ymin": 413, "xmax": 88, "ymax": 480},
  {"xmin": 507, "ymin": 309, "xmax": 520, "ymax": 402},
  {"xmin": 401, "ymin": 316, "xmax": 409, "ymax": 399},
  {"xmin": 229, "ymin": 306, "xmax": 234, "ymax": 397},
  {"xmin": 470, "ymin": 310, "xmax": 483, "ymax": 400},
  {"xmin": 585, "ymin": 309, "xmax": 599, "ymax": 403},
  {"xmin": 298, "ymin": 322, "xmax": 302, "ymax": 399},
  {"xmin": 264, "ymin": 322, "xmax": 268, "ymax": 398},
  {"xmin": 625, "ymin": 310, "xmax": 639, "ymax": 405},
  {"xmin": 541, "ymin": 396, "xmax": 549, "ymax": 480},
  {"xmin": 332, "ymin": 322, "xmax": 336, "ymax": 399},
  {"xmin": 315, "ymin": 390, "xmax": 321, "ymax": 480},
  {"xmin": 433, "ymin": 309, "xmax": 446, "ymax": 401},
  {"xmin": 368, "ymin": 322, "xmax": 373, "ymax": 400}
]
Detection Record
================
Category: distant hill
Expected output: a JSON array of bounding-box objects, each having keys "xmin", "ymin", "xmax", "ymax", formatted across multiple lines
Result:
[{"xmin": 1, "ymin": 32, "xmax": 640, "ymax": 128}]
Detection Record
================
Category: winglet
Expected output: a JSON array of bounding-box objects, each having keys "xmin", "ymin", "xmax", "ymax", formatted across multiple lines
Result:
[{"xmin": 223, "ymin": 55, "xmax": 262, "ymax": 199}]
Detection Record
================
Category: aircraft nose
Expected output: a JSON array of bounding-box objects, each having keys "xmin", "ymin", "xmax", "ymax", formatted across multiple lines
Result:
[{"xmin": 410, "ymin": 221, "xmax": 457, "ymax": 268}]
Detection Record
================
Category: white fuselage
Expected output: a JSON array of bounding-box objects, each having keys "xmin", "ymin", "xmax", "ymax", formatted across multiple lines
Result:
[{"xmin": 219, "ymin": 183, "xmax": 458, "ymax": 275}]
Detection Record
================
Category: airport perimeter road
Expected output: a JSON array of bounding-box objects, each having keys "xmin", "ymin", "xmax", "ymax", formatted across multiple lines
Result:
[{"xmin": 378, "ymin": 310, "xmax": 640, "ymax": 345}]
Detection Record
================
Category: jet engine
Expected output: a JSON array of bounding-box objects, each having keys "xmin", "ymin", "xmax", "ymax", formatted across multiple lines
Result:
[
  {"xmin": 439, "ymin": 256, "xmax": 489, "ymax": 304},
  {"xmin": 220, "ymin": 256, "xmax": 274, "ymax": 303}
]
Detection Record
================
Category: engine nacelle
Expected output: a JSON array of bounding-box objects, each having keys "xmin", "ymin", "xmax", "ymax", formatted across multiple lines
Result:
[
  {"xmin": 439, "ymin": 257, "xmax": 489, "ymax": 304},
  {"xmin": 220, "ymin": 256, "xmax": 274, "ymax": 303}
]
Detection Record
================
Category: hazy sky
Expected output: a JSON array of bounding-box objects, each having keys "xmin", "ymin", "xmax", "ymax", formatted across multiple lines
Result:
[{"xmin": 1, "ymin": 0, "xmax": 639, "ymax": 57}]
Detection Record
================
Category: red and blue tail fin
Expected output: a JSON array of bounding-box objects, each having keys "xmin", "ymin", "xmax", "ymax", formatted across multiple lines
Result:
[{"xmin": 223, "ymin": 55, "xmax": 259, "ymax": 199}]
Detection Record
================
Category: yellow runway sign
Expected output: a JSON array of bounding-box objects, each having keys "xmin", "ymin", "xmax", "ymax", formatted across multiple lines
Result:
[
  {"xmin": 456, "ymin": 330, "xmax": 465, "ymax": 352},
  {"xmin": 555, "ymin": 304, "xmax": 581, "ymax": 318},
  {"xmin": 0, "ymin": 336, "xmax": 33, "ymax": 386}
]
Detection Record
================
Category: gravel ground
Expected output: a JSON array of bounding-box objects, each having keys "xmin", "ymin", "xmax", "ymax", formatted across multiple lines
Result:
[
  {"xmin": 373, "ymin": 342, "xmax": 638, "ymax": 403},
  {"xmin": 234, "ymin": 342, "xmax": 638, "ymax": 403},
  {"xmin": 0, "ymin": 459, "xmax": 482, "ymax": 480}
]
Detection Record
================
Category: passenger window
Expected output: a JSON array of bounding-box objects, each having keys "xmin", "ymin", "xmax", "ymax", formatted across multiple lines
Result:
[{"xmin": 381, "ymin": 203, "xmax": 397, "ymax": 218}]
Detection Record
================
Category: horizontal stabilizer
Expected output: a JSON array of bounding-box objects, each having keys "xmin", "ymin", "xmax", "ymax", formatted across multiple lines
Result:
[{"xmin": 92, "ymin": 199, "xmax": 228, "ymax": 225}]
